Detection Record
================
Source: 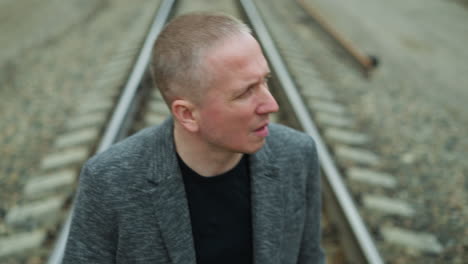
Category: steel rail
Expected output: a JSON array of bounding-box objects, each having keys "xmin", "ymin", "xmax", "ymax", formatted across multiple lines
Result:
[
  {"xmin": 239, "ymin": 0, "xmax": 384, "ymax": 263},
  {"xmin": 46, "ymin": 1, "xmax": 175, "ymax": 263},
  {"xmin": 96, "ymin": 0, "xmax": 175, "ymax": 153}
]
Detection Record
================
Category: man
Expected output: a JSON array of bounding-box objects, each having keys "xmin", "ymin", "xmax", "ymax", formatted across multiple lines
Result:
[{"xmin": 64, "ymin": 12, "xmax": 324, "ymax": 264}]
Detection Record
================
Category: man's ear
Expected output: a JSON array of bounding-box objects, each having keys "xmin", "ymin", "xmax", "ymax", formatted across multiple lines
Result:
[{"xmin": 171, "ymin": 99, "xmax": 199, "ymax": 132}]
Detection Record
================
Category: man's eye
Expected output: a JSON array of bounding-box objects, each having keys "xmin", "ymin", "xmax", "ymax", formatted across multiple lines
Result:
[
  {"xmin": 243, "ymin": 86, "xmax": 254, "ymax": 96},
  {"xmin": 236, "ymin": 86, "xmax": 254, "ymax": 99}
]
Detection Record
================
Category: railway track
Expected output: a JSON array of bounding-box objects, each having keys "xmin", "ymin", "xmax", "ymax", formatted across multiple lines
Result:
[{"xmin": 2, "ymin": 0, "xmax": 440, "ymax": 263}]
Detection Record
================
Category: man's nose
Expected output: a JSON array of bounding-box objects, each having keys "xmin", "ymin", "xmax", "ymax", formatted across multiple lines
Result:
[{"xmin": 256, "ymin": 87, "xmax": 279, "ymax": 115}]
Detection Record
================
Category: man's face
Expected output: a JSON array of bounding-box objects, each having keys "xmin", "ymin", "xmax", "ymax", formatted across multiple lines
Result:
[{"xmin": 193, "ymin": 33, "xmax": 279, "ymax": 154}]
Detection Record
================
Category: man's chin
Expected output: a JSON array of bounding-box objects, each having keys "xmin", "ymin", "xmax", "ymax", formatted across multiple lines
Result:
[{"xmin": 241, "ymin": 140, "xmax": 266, "ymax": 154}]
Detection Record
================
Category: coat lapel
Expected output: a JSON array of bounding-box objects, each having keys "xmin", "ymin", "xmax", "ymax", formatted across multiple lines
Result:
[
  {"xmin": 250, "ymin": 143, "xmax": 283, "ymax": 264},
  {"xmin": 146, "ymin": 119, "xmax": 196, "ymax": 264},
  {"xmin": 149, "ymin": 177, "xmax": 196, "ymax": 264}
]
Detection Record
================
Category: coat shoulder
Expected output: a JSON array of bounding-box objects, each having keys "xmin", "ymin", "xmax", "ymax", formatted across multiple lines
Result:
[
  {"xmin": 267, "ymin": 123, "xmax": 317, "ymax": 155},
  {"xmin": 87, "ymin": 125, "xmax": 159, "ymax": 171},
  {"xmin": 83, "ymin": 118, "xmax": 174, "ymax": 188}
]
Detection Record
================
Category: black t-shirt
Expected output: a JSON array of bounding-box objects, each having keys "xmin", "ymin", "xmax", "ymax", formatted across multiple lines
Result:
[{"xmin": 178, "ymin": 154, "xmax": 253, "ymax": 264}]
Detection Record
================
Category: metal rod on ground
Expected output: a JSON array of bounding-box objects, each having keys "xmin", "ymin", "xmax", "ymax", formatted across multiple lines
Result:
[
  {"xmin": 239, "ymin": 0, "xmax": 384, "ymax": 263},
  {"xmin": 296, "ymin": 0, "xmax": 377, "ymax": 72},
  {"xmin": 46, "ymin": 1, "xmax": 175, "ymax": 263}
]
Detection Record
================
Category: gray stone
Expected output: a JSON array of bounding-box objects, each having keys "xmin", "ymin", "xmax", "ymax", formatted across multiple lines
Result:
[
  {"xmin": 149, "ymin": 101, "xmax": 170, "ymax": 114},
  {"xmin": 279, "ymin": 45, "xmax": 304, "ymax": 53},
  {"xmin": 5, "ymin": 197, "xmax": 65, "ymax": 227},
  {"xmin": 66, "ymin": 112, "xmax": 107, "ymax": 130},
  {"xmin": 116, "ymin": 42, "xmax": 142, "ymax": 54},
  {"xmin": 152, "ymin": 89, "xmax": 164, "ymax": 100},
  {"xmin": 24, "ymin": 169, "xmax": 76, "ymax": 199},
  {"xmin": 78, "ymin": 99, "xmax": 114, "ymax": 114},
  {"xmin": 363, "ymin": 195, "xmax": 414, "ymax": 217},
  {"xmin": 279, "ymin": 46, "xmax": 309, "ymax": 57},
  {"xmin": 308, "ymin": 99, "xmax": 346, "ymax": 115},
  {"xmin": 300, "ymin": 86, "xmax": 335, "ymax": 100},
  {"xmin": 114, "ymin": 47, "xmax": 139, "ymax": 58},
  {"xmin": 316, "ymin": 112, "xmax": 354, "ymax": 128},
  {"xmin": 81, "ymin": 95, "xmax": 112, "ymax": 105},
  {"xmin": 290, "ymin": 65, "xmax": 320, "ymax": 77},
  {"xmin": 0, "ymin": 230, "xmax": 46, "ymax": 258},
  {"xmin": 100, "ymin": 64, "xmax": 128, "ymax": 77},
  {"xmin": 325, "ymin": 128, "xmax": 369, "ymax": 145},
  {"xmin": 103, "ymin": 58, "xmax": 132, "ymax": 70},
  {"xmin": 335, "ymin": 145, "xmax": 380, "ymax": 166},
  {"xmin": 286, "ymin": 57, "xmax": 316, "ymax": 70},
  {"xmin": 347, "ymin": 167, "xmax": 397, "ymax": 188},
  {"xmin": 84, "ymin": 87, "xmax": 119, "ymax": 98},
  {"xmin": 145, "ymin": 113, "xmax": 168, "ymax": 126},
  {"xmin": 296, "ymin": 75, "xmax": 326, "ymax": 88},
  {"xmin": 381, "ymin": 226, "xmax": 443, "ymax": 253},
  {"xmin": 105, "ymin": 52, "xmax": 133, "ymax": 62},
  {"xmin": 55, "ymin": 128, "xmax": 99, "ymax": 148},
  {"xmin": 41, "ymin": 147, "xmax": 88, "ymax": 170},
  {"xmin": 95, "ymin": 75, "xmax": 125, "ymax": 89}
]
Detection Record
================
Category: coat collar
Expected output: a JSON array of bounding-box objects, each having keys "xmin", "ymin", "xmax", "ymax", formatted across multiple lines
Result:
[{"xmin": 146, "ymin": 118, "xmax": 283, "ymax": 264}]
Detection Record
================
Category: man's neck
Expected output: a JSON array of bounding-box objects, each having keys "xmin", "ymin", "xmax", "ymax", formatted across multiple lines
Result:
[{"xmin": 174, "ymin": 124, "xmax": 243, "ymax": 177}]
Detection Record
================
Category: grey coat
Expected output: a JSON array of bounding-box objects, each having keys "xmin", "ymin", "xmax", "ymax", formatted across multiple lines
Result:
[{"xmin": 63, "ymin": 118, "xmax": 324, "ymax": 264}]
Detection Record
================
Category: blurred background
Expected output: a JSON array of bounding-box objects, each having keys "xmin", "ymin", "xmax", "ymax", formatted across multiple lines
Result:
[{"xmin": 0, "ymin": 0, "xmax": 467, "ymax": 263}]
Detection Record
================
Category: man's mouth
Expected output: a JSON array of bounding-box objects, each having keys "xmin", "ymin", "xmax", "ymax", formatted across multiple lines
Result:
[{"xmin": 254, "ymin": 124, "xmax": 269, "ymax": 137}]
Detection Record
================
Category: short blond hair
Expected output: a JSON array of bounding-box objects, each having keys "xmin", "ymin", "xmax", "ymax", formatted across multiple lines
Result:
[{"xmin": 151, "ymin": 12, "xmax": 251, "ymax": 106}]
